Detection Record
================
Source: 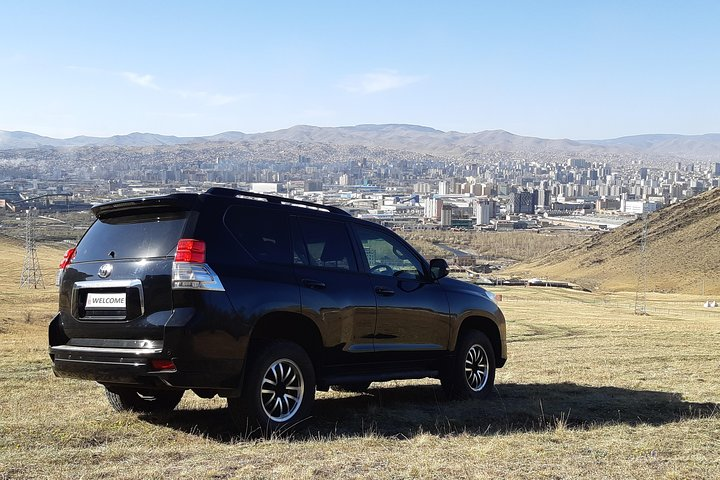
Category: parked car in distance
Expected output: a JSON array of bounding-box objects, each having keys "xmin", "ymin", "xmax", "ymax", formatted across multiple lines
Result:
[{"xmin": 49, "ymin": 187, "xmax": 507, "ymax": 432}]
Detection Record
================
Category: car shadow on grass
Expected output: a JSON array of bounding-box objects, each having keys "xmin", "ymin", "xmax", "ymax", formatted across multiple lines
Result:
[{"xmin": 139, "ymin": 382, "xmax": 719, "ymax": 442}]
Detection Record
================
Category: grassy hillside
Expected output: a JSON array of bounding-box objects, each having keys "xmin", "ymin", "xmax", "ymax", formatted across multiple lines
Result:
[
  {"xmin": 511, "ymin": 187, "xmax": 720, "ymax": 294},
  {"xmin": 0, "ymin": 235, "xmax": 64, "ymax": 327},
  {"xmin": 1, "ymin": 236, "xmax": 719, "ymax": 478}
]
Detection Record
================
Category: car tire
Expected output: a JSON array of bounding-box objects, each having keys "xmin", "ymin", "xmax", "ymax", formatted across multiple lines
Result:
[
  {"xmin": 228, "ymin": 339, "xmax": 316, "ymax": 434},
  {"xmin": 441, "ymin": 330, "xmax": 496, "ymax": 400},
  {"xmin": 104, "ymin": 387, "xmax": 184, "ymax": 413},
  {"xmin": 330, "ymin": 382, "xmax": 371, "ymax": 393}
]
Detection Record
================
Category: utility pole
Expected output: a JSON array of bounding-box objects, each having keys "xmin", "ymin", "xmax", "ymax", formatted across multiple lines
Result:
[
  {"xmin": 634, "ymin": 214, "xmax": 648, "ymax": 315},
  {"xmin": 19, "ymin": 208, "xmax": 45, "ymax": 289}
]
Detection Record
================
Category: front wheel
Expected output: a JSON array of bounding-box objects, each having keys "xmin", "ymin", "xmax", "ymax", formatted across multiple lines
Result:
[
  {"xmin": 228, "ymin": 340, "xmax": 315, "ymax": 434},
  {"xmin": 441, "ymin": 330, "xmax": 496, "ymax": 400},
  {"xmin": 104, "ymin": 387, "xmax": 184, "ymax": 413}
]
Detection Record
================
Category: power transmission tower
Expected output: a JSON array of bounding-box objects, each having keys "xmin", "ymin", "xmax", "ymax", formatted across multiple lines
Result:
[
  {"xmin": 20, "ymin": 208, "xmax": 45, "ymax": 289},
  {"xmin": 634, "ymin": 214, "xmax": 648, "ymax": 315}
]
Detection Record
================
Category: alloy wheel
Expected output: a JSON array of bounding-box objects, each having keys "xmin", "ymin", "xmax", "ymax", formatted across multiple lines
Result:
[
  {"xmin": 259, "ymin": 358, "xmax": 305, "ymax": 422},
  {"xmin": 464, "ymin": 344, "xmax": 489, "ymax": 391}
]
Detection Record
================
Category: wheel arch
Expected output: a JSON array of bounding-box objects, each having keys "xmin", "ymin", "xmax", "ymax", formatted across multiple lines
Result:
[
  {"xmin": 249, "ymin": 311, "xmax": 324, "ymax": 366},
  {"xmin": 453, "ymin": 315, "xmax": 505, "ymax": 367}
]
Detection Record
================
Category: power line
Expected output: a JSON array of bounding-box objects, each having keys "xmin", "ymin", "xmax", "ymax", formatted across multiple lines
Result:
[
  {"xmin": 19, "ymin": 208, "xmax": 45, "ymax": 289},
  {"xmin": 634, "ymin": 214, "xmax": 648, "ymax": 315}
]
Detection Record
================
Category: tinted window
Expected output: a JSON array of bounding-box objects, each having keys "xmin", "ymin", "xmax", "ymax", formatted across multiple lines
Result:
[
  {"xmin": 296, "ymin": 218, "xmax": 357, "ymax": 271},
  {"xmin": 225, "ymin": 206, "xmax": 291, "ymax": 264},
  {"xmin": 355, "ymin": 225, "xmax": 424, "ymax": 279},
  {"xmin": 75, "ymin": 211, "xmax": 189, "ymax": 261}
]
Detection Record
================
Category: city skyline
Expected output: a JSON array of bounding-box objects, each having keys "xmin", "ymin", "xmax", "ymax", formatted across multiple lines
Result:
[{"xmin": 2, "ymin": 1, "xmax": 719, "ymax": 140}]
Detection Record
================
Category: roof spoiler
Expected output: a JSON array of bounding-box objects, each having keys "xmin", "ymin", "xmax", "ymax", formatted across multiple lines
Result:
[{"xmin": 91, "ymin": 194, "xmax": 197, "ymax": 218}]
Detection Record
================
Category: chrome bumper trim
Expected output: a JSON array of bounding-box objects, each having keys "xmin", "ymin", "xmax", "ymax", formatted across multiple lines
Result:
[{"xmin": 50, "ymin": 345, "xmax": 162, "ymax": 356}]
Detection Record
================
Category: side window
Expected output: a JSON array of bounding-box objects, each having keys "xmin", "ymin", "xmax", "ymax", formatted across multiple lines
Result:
[
  {"xmin": 355, "ymin": 225, "xmax": 425, "ymax": 279},
  {"xmin": 296, "ymin": 218, "xmax": 357, "ymax": 272},
  {"xmin": 224, "ymin": 206, "xmax": 291, "ymax": 264}
]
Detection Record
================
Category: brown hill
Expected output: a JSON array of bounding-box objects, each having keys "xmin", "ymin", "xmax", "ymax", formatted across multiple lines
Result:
[{"xmin": 512, "ymin": 188, "xmax": 720, "ymax": 295}]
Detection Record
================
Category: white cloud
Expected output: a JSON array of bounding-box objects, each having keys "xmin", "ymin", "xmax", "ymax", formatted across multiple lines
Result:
[
  {"xmin": 122, "ymin": 71, "xmax": 160, "ymax": 90},
  {"xmin": 122, "ymin": 72, "xmax": 246, "ymax": 106},
  {"xmin": 68, "ymin": 66, "xmax": 245, "ymax": 107},
  {"xmin": 340, "ymin": 70, "xmax": 422, "ymax": 94}
]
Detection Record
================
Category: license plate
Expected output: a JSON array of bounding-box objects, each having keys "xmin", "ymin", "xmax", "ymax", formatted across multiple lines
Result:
[{"xmin": 86, "ymin": 293, "xmax": 126, "ymax": 310}]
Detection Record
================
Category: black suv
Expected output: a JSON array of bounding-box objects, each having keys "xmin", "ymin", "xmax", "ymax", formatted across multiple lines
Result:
[{"xmin": 49, "ymin": 188, "xmax": 506, "ymax": 431}]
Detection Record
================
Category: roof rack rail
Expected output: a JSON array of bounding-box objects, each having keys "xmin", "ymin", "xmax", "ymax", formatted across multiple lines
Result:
[{"xmin": 205, "ymin": 187, "xmax": 350, "ymax": 216}]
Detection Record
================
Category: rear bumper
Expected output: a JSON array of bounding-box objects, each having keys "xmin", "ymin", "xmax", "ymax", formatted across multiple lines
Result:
[
  {"xmin": 48, "ymin": 311, "xmax": 247, "ymax": 392},
  {"xmin": 50, "ymin": 343, "xmax": 244, "ymax": 392},
  {"xmin": 50, "ymin": 343, "xmax": 166, "ymax": 386}
]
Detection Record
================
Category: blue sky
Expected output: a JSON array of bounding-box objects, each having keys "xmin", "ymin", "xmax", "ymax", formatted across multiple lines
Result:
[{"xmin": 1, "ymin": 1, "xmax": 718, "ymax": 139}]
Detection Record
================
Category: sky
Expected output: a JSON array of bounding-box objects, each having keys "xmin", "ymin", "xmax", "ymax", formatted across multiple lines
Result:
[{"xmin": 1, "ymin": 1, "xmax": 719, "ymax": 140}]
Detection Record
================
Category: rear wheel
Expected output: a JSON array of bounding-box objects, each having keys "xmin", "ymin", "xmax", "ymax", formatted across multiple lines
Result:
[
  {"xmin": 228, "ymin": 340, "xmax": 315, "ymax": 434},
  {"xmin": 441, "ymin": 330, "xmax": 496, "ymax": 400},
  {"xmin": 104, "ymin": 387, "xmax": 184, "ymax": 413}
]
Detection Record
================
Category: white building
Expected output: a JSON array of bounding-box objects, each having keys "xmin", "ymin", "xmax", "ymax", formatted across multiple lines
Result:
[
  {"xmin": 413, "ymin": 182, "xmax": 432, "ymax": 194},
  {"xmin": 424, "ymin": 197, "xmax": 443, "ymax": 220},
  {"xmin": 476, "ymin": 203, "xmax": 491, "ymax": 225},
  {"xmin": 440, "ymin": 205, "xmax": 453, "ymax": 226},
  {"xmin": 438, "ymin": 181, "xmax": 449, "ymax": 195},
  {"xmin": 622, "ymin": 200, "xmax": 659, "ymax": 214},
  {"xmin": 250, "ymin": 183, "xmax": 279, "ymax": 194}
]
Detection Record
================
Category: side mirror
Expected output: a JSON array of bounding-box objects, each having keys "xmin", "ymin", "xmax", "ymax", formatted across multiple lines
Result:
[{"xmin": 429, "ymin": 258, "xmax": 449, "ymax": 280}]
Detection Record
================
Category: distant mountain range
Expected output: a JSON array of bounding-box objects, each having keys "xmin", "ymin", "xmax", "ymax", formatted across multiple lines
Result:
[{"xmin": 2, "ymin": 124, "xmax": 720, "ymax": 160}]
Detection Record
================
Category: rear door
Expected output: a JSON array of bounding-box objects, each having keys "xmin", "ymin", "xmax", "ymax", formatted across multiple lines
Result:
[
  {"xmin": 59, "ymin": 206, "xmax": 192, "ymax": 340},
  {"xmin": 292, "ymin": 216, "xmax": 376, "ymax": 364},
  {"xmin": 220, "ymin": 204, "xmax": 300, "ymax": 325}
]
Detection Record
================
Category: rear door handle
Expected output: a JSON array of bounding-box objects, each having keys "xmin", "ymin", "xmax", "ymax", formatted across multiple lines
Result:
[
  {"xmin": 375, "ymin": 286, "xmax": 395, "ymax": 296},
  {"xmin": 301, "ymin": 279, "xmax": 326, "ymax": 290}
]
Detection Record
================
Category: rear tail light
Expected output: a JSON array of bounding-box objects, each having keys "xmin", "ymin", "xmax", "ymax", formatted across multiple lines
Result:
[
  {"xmin": 59, "ymin": 247, "xmax": 76, "ymax": 269},
  {"xmin": 56, "ymin": 247, "xmax": 77, "ymax": 286},
  {"xmin": 171, "ymin": 239, "xmax": 224, "ymax": 291},
  {"xmin": 174, "ymin": 239, "xmax": 205, "ymax": 263}
]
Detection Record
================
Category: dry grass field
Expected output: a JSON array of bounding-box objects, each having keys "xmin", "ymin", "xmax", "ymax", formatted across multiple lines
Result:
[
  {"xmin": 1, "ymin": 238, "xmax": 719, "ymax": 479},
  {"xmin": 402, "ymin": 229, "xmax": 587, "ymax": 264}
]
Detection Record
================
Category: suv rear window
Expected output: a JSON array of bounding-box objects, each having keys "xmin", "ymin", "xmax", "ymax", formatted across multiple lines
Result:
[
  {"xmin": 224, "ymin": 206, "xmax": 291, "ymax": 264},
  {"xmin": 295, "ymin": 218, "xmax": 357, "ymax": 271},
  {"xmin": 74, "ymin": 211, "xmax": 189, "ymax": 262}
]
